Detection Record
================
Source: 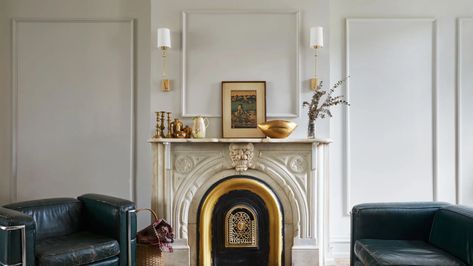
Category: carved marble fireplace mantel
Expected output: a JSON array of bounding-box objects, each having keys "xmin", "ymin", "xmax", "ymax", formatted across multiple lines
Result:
[{"xmin": 149, "ymin": 137, "xmax": 331, "ymax": 266}]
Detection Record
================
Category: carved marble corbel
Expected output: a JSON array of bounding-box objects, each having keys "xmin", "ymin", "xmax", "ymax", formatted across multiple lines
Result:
[{"xmin": 229, "ymin": 143, "xmax": 255, "ymax": 172}]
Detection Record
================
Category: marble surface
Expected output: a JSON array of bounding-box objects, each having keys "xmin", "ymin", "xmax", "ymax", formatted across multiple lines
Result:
[{"xmin": 148, "ymin": 137, "xmax": 332, "ymax": 144}]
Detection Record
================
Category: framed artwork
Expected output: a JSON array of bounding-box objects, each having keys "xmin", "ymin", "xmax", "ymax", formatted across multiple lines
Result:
[{"xmin": 222, "ymin": 81, "xmax": 266, "ymax": 138}]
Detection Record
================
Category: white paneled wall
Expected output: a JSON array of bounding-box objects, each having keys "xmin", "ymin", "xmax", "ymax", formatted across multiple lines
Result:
[
  {"xmin": 346, "ymin": 19, "xmax": 437, "ymax": 212},
  {"xmin": 13, "ymin": 19, "xmax": 134, "ymax": 201},
  {"xmin": 458, "ymin": 18, "xmax": 473, "ymax": 206},
  {"xmin": 0, "ymin": 0, "xmax": 152, "ymax": 229},
  {"xmin": 329, "ymin": 0, "xmax": 473, "ymax": 260}
]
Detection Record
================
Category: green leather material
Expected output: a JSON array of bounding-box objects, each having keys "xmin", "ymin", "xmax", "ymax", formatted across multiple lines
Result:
[
  {"xmin": 88, "ymin": 256, "xmax": 119, "ymax": 266},
  {"xmin": 0, "ymin": 207, "xmax": 36, "ymax": 265},
  {"xmin": 78, "ymin": 194, "xmax": 136, "ymax": 266},
  {"xmin": 355, "ymin": 239, "xmax": 466, "ymax": 266},
  {"xmin": 0, "ymin": 194, "xmax": 136, "ymax": 265},
  {"xmin": 429, "ymin": 205, "xmax": 473, "ymax": 265},
  {"xmin": 351, "ymin": 202, "xmax": 450, "ymax": 265},
  {"xmin": 36, "ymin": 231, "xmax": 119, "ymax": 265},
  {"xmin": 5, "ymin": 198, "xmax": 82, "ymax": 240}
]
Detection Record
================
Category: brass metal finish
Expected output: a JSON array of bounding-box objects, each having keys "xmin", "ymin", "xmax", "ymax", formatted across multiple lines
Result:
[
  {"xmin": 170, "ymin": 119, "xmax": 184, "ymax": 138},
  {"xmin": 310, "ymin": 78, "xmax": 320, "ymax": 91},
  {"xmin": 224, "ymin": 204, "xmax": 258, "ymax": 248},
  {"xmin": 153, "ymin": 112, "xmax": 163, "ymax": 138},
  {"xmin": 257, "ymin": 120, "xmax": 297, "ymax": 138},
  {"xmin": 166, "ymin": 112, "xmax": 172, "ymax": 138},
  {"xmin": 161, "ymin": 79, "xmax": 170, "ymax": 92},
  {"xmin": 183, "ymin": 126, "xmax": 192, "ymax": 138},
  {"xmin": 160, "ymin": 47, "xmax": 171, "ymax": 92},
  {"xmin": 311, "ymin": 47, "xmax": 320, "ymax": 91},
  {"xmin": 199, "ymin": 178, "xmax": 283, "ymax": 266},
  {"xmin": 159, "ymin": 112, "xmax": 166, "ymax": 137}
]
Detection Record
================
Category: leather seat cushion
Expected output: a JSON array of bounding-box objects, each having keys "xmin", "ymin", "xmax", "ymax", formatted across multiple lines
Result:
[
  {"xmin": 36, "ymin": 231, "xmax": 120, "ymax": 266},
  {"xmin": 354, "ymin": 239, "xmax": 466, "ymax": 266}
]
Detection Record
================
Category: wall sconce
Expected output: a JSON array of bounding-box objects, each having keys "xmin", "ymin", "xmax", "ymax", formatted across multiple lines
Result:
[
  {"xmin": 157, "ymin": 28, "xmax": 171, "ymax": 92},
  {"xmin": 310, "ymin": 26, "xmax": 324, "ymax": 90}
]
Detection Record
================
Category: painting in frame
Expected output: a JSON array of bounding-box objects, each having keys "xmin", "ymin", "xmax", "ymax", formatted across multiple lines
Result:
[{"xmin": 222, "ymin": 81, "xmax": 266, "ymax": 138}]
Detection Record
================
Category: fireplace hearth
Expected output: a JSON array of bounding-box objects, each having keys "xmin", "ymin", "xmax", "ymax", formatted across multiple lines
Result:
[{"xmin": 198, "ymin": 176, "xmax": 283, "ymax": 266}]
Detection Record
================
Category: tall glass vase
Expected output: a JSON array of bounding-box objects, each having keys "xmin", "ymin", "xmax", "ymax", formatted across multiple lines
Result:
[{"xmin": 307, "ymin": 119, "xmax": 316, "ymax": 138}]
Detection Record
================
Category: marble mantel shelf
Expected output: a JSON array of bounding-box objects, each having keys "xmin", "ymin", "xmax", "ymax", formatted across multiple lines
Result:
[{"xmin": 148, "ymin": 137, "xmax": 331, "ymax": 144}]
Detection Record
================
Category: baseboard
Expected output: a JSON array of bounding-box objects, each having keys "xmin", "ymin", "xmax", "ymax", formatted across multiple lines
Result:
[{"xmin": 328, "ymin": 237, "xmax": 350, "ymax": 259}]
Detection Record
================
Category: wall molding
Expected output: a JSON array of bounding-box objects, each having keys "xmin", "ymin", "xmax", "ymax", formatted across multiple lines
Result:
[
  {"xmin": 10, "ymin": 18, "xmax": 137, "ymax": 202},
  {"xmin": 181, "ymin": 9, "xmax": 301, "ymax": 118},
  {"xmin": 328, "ymin": 237, "xmax": 350, "ymax": 259},
  {"xmin": 344, "ymin": 18, "xmax": 439, "ymax": 215},
  {"xmin": 455, "ymin": 17, "xmax": 473, "ymax": 205}
]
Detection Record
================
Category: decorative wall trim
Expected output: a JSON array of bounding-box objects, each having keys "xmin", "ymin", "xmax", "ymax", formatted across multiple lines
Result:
[
  {"xmin": 10, "ymin": 18, "xmax": 137, "ymax": 202},
  {"xmin": 455, "ymin": 17, "xmax": 473, "ymax": 205},
  {"xmin": 344, "ymin": 18, "xmax": 439, "ymax": 215},
  {"xmin": 181, "ymin": 9, "xmax": 301, "ymax": 118},
  {"xmin": 328, "ymin": 237, "xmax": 350, "ymax": 258}
]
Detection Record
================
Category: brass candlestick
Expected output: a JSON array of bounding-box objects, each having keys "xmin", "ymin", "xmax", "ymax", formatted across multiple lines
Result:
[
  {"xmin": 159, "ymin": 111, "xmax": 166, "ymax": 138},
  {"xmin": 153, "ymin": 112, "xmax": 163, "ymax": 138},
  {"xmin": 166, "ymin": 112, "xmax": 173, "ymax": 138}
]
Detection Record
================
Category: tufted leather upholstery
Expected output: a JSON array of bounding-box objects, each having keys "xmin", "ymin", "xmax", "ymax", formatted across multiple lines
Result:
[
  {"xmin": 351, "ymin": 202, "xmax": 473, "ymax": 266},
  {"xmin": 0, "ymin": 194, "xmax": 136, "ymax": 266}
]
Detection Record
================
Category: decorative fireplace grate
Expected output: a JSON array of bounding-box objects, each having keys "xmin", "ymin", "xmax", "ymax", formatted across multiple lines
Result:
[{"xmin": 225, "ymin": 204, "xmax": 258, "ymax": 248}]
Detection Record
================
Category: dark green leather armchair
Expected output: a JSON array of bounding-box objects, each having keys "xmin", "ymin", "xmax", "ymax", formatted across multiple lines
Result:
[
  {"xmin": 0, "ymin": 194, "xmax": 137, "ymax": 266},
  {"xmin": 351, "ymin": 202, "xmax": 473, "ymax": 266}
]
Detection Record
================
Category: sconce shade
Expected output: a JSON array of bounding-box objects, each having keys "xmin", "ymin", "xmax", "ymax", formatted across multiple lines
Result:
[
  {"xmin": 157, "ymin": 28, "xmax": 171, "ymax": 48},
  {"xmin": 310, "ymin": 26, "xmax": 324, "ymax": 48}
]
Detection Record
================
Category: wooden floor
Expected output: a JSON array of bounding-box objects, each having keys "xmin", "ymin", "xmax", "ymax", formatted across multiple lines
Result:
[{"xmin": 334, "ymin": 258, "xmax": 350, "ymax": 266}]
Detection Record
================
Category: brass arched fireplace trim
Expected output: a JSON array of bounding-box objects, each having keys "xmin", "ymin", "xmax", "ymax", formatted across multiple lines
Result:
[{"xmin": 199, "ymin": 177, "xmax": 283, "ymax": 266}]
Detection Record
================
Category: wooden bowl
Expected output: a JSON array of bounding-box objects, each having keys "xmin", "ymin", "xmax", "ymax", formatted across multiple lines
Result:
[{"xmin": 257, "ymin": 120, "xmax": 297, "ymax": 138}]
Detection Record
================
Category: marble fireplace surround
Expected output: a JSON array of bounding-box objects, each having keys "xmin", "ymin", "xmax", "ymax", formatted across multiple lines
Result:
[{"xmin": 150, "ymin": 138, "xmax": 330, "ymax": 266}]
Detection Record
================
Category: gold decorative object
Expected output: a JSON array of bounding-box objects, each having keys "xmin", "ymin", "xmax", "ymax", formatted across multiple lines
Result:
[
  {"xmin": 225, "ymin": 205, "xmax": 257, "ymax": 248},
  {"xmin": 199, "ymin": 178, "xmax": 283, "ymax": 266},
  {"xmin": 257, "ymin": 120, "xmax": 297, "ymax": 138},
  {"xmin": 161, "ymin": 78, "xmax": 170, "ymax": 92},
  {"xmin": 170, "ymin": 118, "xmax": 184, "ymax": 138},
  {"xmin": 183, "ymin": 126, "xmax": 192, "ymax": 138},
  {"xmin": 153, "ymin": 112, "xmax": 163, "ymax": 138},
  {"xmin": 175, "ymin": 131, "xmax": 187, "ymax": 138},
  {"xmin": 165, "ymin": 112, "xmax": 172, "ymax": 138},
  {"xmin": 159, "ymin": 112, "xmax": 166, "ymax": 138}
]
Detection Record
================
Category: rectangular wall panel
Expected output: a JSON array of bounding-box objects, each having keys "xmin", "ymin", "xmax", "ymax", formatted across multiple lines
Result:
[
  {"xmin": 182, "ymin": 11, "xmax": 299, "ymax": 117},
  {"xmin": 14, "ymin": 20, "xmax": 134, "ymax": 201},
  {"xmin": 346, "ymin": 19, "xmax": 436, "ymax": 211},
  {"xmin": 459, "ymin": 18, "xmax": 473, "ymax": 205}
]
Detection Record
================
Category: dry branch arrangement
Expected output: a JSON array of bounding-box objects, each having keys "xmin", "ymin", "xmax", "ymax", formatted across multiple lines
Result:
[{"xmin": 303, "ymin": 77, "xmax": 350, "ymax": 138}]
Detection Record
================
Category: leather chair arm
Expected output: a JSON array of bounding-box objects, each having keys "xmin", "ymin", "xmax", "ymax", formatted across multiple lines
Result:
[
  {"xmin": 350, "ymin": 202, "xmax": 450, "ymax": 266},
  {"xmin": 78, "ymin": 194, "xmax": 136, "ymax": 266},
  {"xmin": 0, "ymin": 207, "xmax": 36, "ymax": 265}
]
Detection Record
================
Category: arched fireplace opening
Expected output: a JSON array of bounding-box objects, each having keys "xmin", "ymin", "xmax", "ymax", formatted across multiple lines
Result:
[{"xmin": 197, "ymin": 176, "xmax": 284, "ymax": 266}]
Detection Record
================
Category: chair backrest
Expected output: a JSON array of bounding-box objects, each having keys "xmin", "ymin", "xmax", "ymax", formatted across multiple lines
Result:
[
  {"xmin": 429, "ymin": 205, "xmax": 473, "ymax": 265},
  {"xmin": 4, "ymin": 198, "xmax": 82, "ymax": 240}
]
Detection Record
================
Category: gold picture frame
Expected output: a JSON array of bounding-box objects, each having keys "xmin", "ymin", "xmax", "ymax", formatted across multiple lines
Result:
[{"xmin": 222, "ymin": 81, "xmax": 266, "ymax": 138}]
